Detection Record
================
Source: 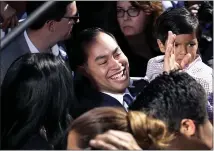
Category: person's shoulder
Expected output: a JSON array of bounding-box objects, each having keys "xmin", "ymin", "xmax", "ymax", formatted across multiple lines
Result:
[
  {"xmin": 1, "ymin": 33, "xmax": 25, "ymax": 54},
  {"xmin": 148, "ymin": 55, "xmax": 165, "ymax": 63},
  {"xmin": 129, "ymin": 77, "xmax": 149, "ymax": 97},
  {"xmin": 188, "ymin": 56, "xmax": 212, "ymax": 75}
]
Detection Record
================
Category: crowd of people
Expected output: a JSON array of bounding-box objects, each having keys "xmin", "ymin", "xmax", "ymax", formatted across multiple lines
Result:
[{"xmin": 0, "ymin": 1, "xmax": 213, "ymax": 150}]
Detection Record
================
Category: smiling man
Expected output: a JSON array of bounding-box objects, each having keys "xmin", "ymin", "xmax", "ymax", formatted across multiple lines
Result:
[{"xmin": 69, "ymin": 27, "xmax": 148, "ymax": 118}]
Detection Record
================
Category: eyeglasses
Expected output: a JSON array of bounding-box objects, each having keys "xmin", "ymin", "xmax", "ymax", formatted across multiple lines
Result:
[
  {"xmin": 117, "ymin": 8, "xmax": 140, "ymax": 18},
  {"xmin": 63, "ymin": 13, "xmax": 79, "ymax": 24}
]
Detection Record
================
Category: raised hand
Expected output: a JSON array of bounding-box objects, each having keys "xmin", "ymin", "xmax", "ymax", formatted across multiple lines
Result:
[
  {"xmin": 188, "ymin": 4, "xmax": 201, "ymax": 16},
  {"xmin": 164, "ymin": 31, "xmax": 180, "ymax": 72},
  {"xmin": 164, "ymin": 31, "xmax": 192, "ymax": 72},
  {"xmin": 0, "ymin": 1, "xmax": 18, "ymax": 31}
]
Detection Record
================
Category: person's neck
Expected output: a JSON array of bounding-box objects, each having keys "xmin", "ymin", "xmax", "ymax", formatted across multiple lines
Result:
[
  {"xmin": 125, "ymin": 33, "xmax": 153, "ymax": 59},
  {"xmin": 198, "ymin": 120, "xmax": 213, "ymax": 149},
  {"xmin": 27, "ymin": 29, "xmax": 56, "ymax": 53}
]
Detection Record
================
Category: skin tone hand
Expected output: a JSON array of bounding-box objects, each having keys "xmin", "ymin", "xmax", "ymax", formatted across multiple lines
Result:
[
  {"xmin": 188, "ymin": 4, "xmax": 201, "ymax": 16},
  {"xmin": 0, "ymin": 1, "xmax": 18, "ymax": 31},
  {"xmin": 164, "ymin": 31, "xmax": 191, "ymax": 73},
  {"xmin": 89, "ymin": 130, "xmax": 142, "ymax": 150}
]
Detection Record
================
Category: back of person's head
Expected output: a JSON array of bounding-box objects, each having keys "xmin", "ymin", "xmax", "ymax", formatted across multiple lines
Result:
[
  {"xmin": 69, "ymin": 27, "xmax": 117, "ymax": 71},
  {"xmin": 129, "ymin": 70, "xmax": 208, "ymax": 133},
  {"xmin": 155, "ymin": 7, "xmax": 199, "ymax": 44},
  {"xmin": 1, "ymin": 53, "xmax": 75, "ymax": 149},
  {"xmin": 26, "ymin": 1, "xmax": 72, "ymax": 30},
  {"xmin": 67, "ymin": 107, "xmax": 173, "ymax": 149}
]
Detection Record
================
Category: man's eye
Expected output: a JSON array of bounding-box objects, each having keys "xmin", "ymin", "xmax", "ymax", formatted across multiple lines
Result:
[
  {"xmin": 188, "ymin": 43, "xmax": 196, "ymax": 47},
  {"xmin": 99, "ymin": 61, "xmax": 107, "ymax": 65},
  {"xmin": 115, "ymin": 53, "xmax": 121, "ymax": 57}
]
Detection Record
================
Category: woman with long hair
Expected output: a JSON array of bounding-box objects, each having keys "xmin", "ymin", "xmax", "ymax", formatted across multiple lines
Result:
[{"xmin": 1, "ymin": 53, "xmax": 76, "ymax": 149}]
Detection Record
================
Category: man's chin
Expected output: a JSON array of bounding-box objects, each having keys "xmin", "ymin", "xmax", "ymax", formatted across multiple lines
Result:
[{"xmin": 112, "ymin": 83, "xmax": 130, "ymax": 93}]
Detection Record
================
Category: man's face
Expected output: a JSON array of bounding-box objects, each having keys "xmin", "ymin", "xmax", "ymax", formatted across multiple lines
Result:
[
  {"xmin": 55, "ymin": 1, "xmax": 79, "ymax": 40},
  {"xmin": 84, "ymin": 32, "xmax": 130, "ymax": 93}
]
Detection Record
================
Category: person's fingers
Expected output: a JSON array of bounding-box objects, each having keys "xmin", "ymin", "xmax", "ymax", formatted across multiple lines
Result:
[
  {"xmin": 166, "ymin": 31, "xmax": 172, "ymax": 46},
  {"xmin": 171, "ymin": 54, "xmax": 181, "ymax": 70},
  {"xmin": 107, "ymin": 130, "xmax": 135, "ymax": 142},
  {"xmin": 175, "ymin": 62, "xmax": 181, "ymax": 70},
  {"xmin": 89, "ymin": 139, "xmax": 118, "ymax": 150},
  {"xmin": 189, "ymin": 4, "xmax": 200, "ymax": 10},
  {"xmin": 166, "ymin": 31, "xmax": 176, "ymax": 48},
  {"xmin": 13, "ymin": 15, "xmax": 18, "ymax": 27},
  {"xmin": 164, "ymin": 43, "xmax": 173, "ymax": 72},
  {"xmin": 191, "ymin": 10, "xmax": 198, "ymax": 15},
  {"xmin": 172, "ymin": 35, "xmax": 176, "ymax": 55},
  {"xmin": 10, "ymin": 16, "xmax": 16, "ymax": 28},
  {"xmin": 95, "ymin": 132, "xmax": 121, "ymax": 146},
  {"xmin": 91, "ymin": 130, "xmax": 141, "ymax": 150},
  {"xmin": 107, "ymin": 131, "xmax": 141, "ymax": 150},
  {"xmin": 180, "ymin": 53, "xmax": 191, "ymax": 69},
  {"xmin": 1, "ymin": 18, "xmax": 11, "ymax": 31}
]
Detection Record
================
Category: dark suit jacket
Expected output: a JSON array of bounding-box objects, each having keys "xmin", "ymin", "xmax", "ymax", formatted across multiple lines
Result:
[
  {"xmin": 0, "ymin": 33, "xmax": 30, "ymax": 84},
  {"xmin": 72, "ymin": 76, "xmax": 148, "ymax": 119},
  {"xmin": 0, "ymin": 33, "xmax": 68, "ymax": 85}
]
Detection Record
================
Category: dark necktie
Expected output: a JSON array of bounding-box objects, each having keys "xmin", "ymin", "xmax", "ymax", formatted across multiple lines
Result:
[{"xmin": 123, "ymin": 93, "xmax": 133, "ymax": 106}]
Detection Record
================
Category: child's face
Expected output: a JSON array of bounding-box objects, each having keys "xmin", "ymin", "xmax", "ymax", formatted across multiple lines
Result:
[
  {"xmin": 166, "ymin": 33, "xmax": 198, "ymax": 65},
  {"xmin": 158, "ymin": 32, "xmax": 198, "ymax": 66}
]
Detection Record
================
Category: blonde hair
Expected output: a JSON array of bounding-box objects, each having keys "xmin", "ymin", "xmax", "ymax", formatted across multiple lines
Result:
[
  {"xmin": 128, "ymin": 111, "xmax": 173, "ymax": 149},
  {"xmin": 68, "ymin": 107, "xmax": 174, "ymax": 149}
]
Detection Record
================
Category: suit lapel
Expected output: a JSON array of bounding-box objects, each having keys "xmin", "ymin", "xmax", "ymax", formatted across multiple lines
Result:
[
  {"xmin": 128, "ymin": 78, "xmax": 149, "ymax": 98},
  {"xmin": 99, "ymin": 92, "xmax": 124, "ymax": 107},
  {"xmin": 18, "ymin": 33, "xmax": 31, "ymax": 54}
]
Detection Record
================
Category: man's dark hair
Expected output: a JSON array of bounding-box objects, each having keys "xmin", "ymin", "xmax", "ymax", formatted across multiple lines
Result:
[
  {"xmin": 69, "ymin": 27, "xmax": 117, "ymax": 71},
  {"xmin": 154, "ymin": 7, "xmax": 199, "ymax": 43},
  {"xmin": 129, "ymin": 71, "xmax": 208, "ymax": 133},
  {"xmin": 26, "ymin": 1, "xmax": 72, "ymax": 30}
]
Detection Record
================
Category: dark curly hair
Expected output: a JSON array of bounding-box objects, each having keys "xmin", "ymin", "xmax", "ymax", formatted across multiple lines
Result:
[{"xmin": 129, "ymin": 70, "xmax": 208, "ymax": 133}]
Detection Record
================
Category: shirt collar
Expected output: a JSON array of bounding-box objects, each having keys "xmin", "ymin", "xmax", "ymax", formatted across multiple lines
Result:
[
  {"xmin": 184, "ymin": 55, "xmax": 201, "ymax": 70},
  {"xmin": 101, "ymin": 88, "xmax": 133, "ymax": 106},
  {"xmin": 24, "ymin": 30, "xmax": 39, "ymax": 53},
  {"xmin": 24, "ymin": 30, "xmax": 61, "ymax": 57}
]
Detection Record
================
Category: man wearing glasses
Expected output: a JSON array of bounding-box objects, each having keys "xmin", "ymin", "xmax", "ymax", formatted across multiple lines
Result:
[{"xmin": 0, "ymin": 1, "xmax": 79, "ymax": 84}]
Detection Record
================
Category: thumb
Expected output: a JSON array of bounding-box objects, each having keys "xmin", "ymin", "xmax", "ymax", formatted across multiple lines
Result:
[{"xmin": 180, "ymin": 53, "xmax": 191, "ymax": 69}]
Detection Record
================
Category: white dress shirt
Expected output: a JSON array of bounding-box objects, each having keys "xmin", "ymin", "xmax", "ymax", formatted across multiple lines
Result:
[
  {"xmin": 102, "ymin": 88, "xmax": 134, "ymax": 111},
  {"xmin": 24, "ymin": 30, "xmax": 67, "ymax": 57}
]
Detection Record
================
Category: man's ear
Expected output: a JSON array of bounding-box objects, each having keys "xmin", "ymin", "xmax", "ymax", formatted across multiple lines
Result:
[
  {"xmin": 157, "ymin": 39, "xmax": 165, "ymax": 53},
  {"xmin": 46, "ymin": 20, "xmax": 55, "ymax": 32},
  {"xmin": 180, "ymin": 119, "xmax": 196, "ymax": 137}
]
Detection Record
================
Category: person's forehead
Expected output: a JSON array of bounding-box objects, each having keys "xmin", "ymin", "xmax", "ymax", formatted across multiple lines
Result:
[
  {"xmin": 87, "ymin": 33, "xmax": 118, "ymax": 57},
  {"xmin": 117, "ymin": 1, "xmax": 132, "ymax": 8},
  {"xmin": 175, "ymin": 33, "xmax": 197, "ymax": 42}
]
